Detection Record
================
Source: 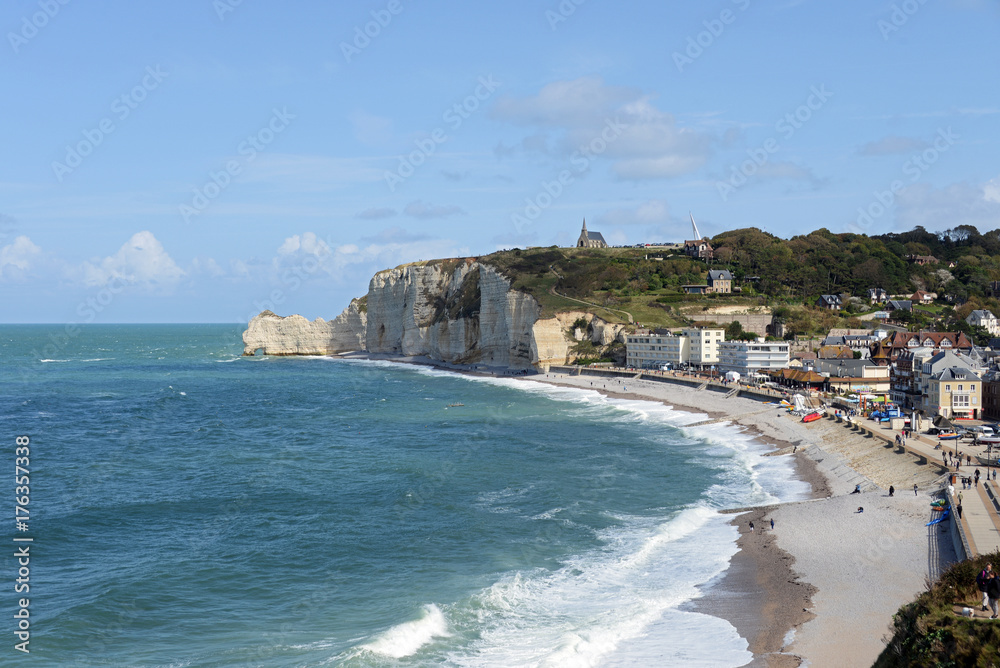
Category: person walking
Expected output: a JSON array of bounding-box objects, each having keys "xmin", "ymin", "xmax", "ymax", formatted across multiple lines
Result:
[
  {"xmin": 978, "ymin": 564, "xmax": 993, "ymax": 612},
  {"xmin": 770, "ymin": 518, "xmax": 774, "ymax": 530},
  {"xmin": 749, "ymin": 521, "xmax": 754, "ymax": 534},
  {"xmin": 958, "ymin": 503, "xmax": 963, "ymax": 519},
  {"xmin": 913, "ymin": 484, "xmax": 918, "ymax": 496},
  {"xmin": 889, "ymin": 485, "xmax": 895, "ymax": 497},
  {"xmin": 988, "ymin": 572, "xmax": 1000, "ymax": 619}
]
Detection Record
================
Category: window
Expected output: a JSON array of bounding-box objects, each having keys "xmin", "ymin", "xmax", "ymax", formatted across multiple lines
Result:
[
  {"xmin": 958, "ymin": 385, "xmax": 964, "ymax": 391},
  {"xmin": 945, "ymin": 384, "xmax": 951, "ymax": 391}
]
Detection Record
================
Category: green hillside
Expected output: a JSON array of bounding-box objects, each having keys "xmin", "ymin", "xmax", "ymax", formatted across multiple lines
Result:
[
  {"xmin": 875, "ymin": 551, "xmax": 1000, "ymax": 668},
  {"xmin": 466, "ymin": 225, "xmax": 1000, "ymax": 340}
]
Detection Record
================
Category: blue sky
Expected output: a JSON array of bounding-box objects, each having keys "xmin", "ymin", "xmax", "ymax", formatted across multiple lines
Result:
[{"xmin": 2, "ymin": 0, "xmax": 999, "ymax": 323}]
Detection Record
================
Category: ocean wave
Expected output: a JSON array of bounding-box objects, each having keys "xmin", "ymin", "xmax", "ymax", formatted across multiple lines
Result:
[
  {"xmin": 358, "ymin": 603, "xmax": 450, "ymax": 658},
  {"xmin": 440, "ymin": 507, "xmax": 748, "ymax": 667}
]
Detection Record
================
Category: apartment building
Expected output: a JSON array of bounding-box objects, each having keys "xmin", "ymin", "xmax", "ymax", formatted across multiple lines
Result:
[{"xmin": 718, "ymin": 339, "xmax": 790, "ymax": 376}]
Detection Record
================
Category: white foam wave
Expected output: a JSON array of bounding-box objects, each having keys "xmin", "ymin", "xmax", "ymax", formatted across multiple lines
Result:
[
  {"xmin": 39, "ymin": 359, "xmax": 69, "ymax": 363},
  {"xmin": 444, "ymin": 507, "xmax": 748, "ymax": 667},
  {"xmin": 359, "ymin": 603, "xmax": 450, "ymax": 658}
]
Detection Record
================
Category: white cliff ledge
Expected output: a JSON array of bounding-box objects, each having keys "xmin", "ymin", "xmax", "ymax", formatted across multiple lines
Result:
[
  {"xmin": 242, "ymin": 299, "xmax": 367, "ymax": 356},
  {"xmin": 242, "ymin": 260, "xmax": 625, "ymax": 367}
]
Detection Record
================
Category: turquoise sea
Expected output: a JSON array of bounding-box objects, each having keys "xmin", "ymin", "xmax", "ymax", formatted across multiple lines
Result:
[{"xmin": 0, "ymin": 325, "xmax": 808, "ymax": 666}]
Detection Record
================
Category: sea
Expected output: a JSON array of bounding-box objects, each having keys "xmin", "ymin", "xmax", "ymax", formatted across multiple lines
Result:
[{"xmin": 0, "ymin": 324, "xmax": 811, "ymax": 667}]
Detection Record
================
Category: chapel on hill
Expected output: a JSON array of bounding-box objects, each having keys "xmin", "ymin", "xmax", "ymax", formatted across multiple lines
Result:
[{"xmin": 577, "ymin": 219, "xmax": 607, "ymax": 248}]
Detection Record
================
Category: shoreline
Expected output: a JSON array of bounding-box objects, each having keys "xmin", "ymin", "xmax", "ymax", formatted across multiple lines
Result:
[{"xmin": 333, "ymin": 354, "xmax": 956, "ymax": 666}]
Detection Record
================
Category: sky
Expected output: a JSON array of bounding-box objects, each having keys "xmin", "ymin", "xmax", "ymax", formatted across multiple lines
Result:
[{"xmin": 2, "ymin": 0, "xmax": 999, "ymax": 323}]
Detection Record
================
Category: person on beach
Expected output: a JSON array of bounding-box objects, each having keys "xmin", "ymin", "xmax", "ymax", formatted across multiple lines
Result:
[
  {"xmin": 749, "ymin": 521, "xmax": 754, "ymax": 533},
  {"xmin": 978, "ymin": 564, "xmax": 993, "ymax": 611},
  {"xmin": 914, "ymin": 484, "xmax": 919, "ymax": 496},
  {"xmin": 959, "ymin": 491, "xmax": 964, "ymax": 504},
  {"xmin": 889, "ymin": 485, "xmax": 895, "ymax": 497},
  {"xmin": 958, "ymin": 503, "xmax": 963, "ymax": 519},
  {"xmin": 856, "ymin": 506, "xmax": 864, "ymax": 513}
]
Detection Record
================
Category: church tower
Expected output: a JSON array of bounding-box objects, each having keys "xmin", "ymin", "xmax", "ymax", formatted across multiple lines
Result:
[{"xmin": 576, "ymin": 218, "xmax": 607, "ymax": 248}]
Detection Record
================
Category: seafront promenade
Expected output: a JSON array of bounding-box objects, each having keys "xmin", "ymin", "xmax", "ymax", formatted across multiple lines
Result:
[
  {"xmin": 828, "ymin": 413, "xmax": 1000, "ymax": 557},
  {"xmin": 552, "ymin": 364, "xmax": 1000, "ymax": 558}
]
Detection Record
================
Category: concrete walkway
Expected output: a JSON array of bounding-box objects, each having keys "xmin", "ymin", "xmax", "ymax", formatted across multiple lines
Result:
[{"xmin": 829, "ymin": 414, "xmax": 1000, "ymax": 557}]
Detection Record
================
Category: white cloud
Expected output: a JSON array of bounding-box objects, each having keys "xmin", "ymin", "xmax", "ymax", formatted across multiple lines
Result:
[
  {"xmin": 492, "ymin": 76, "xmax": 712, "ymax": 181},
  {"xmin": 190, "ymin": 256, "xmax": 226, "ymax": 278},
  {"xmin": 0, "ymin": 236, "xmax": 42, "ymax": 280},
  {"xmin": 80, "ymin": 231, "xmax": 185, "ymax": 290},
  {"xmin": 894, "ymin": 181, "xmax": 1000, "ymax": 232},
  {"xmin": 277, "ymin": 232, "xmax": 332, "ymax": 258},
  {"xmin": 984, "ymin": 176, "xmax": 1000, "ymax": 204}
]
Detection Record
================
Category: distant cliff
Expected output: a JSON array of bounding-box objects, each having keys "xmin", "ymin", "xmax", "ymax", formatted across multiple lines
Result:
[{"xmin": 242, "ymin": 258, "xmax": 626, "ymax": 367}]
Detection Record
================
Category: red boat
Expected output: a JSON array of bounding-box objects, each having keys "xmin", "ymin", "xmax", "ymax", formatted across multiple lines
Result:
[{"xmin": 802, "ymin": 412, "xmax": 822, "ymax": 423}]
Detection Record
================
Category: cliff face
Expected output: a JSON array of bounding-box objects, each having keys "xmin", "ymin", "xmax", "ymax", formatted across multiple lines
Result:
[
  {"xmin": 242, "ymin": 299, "xmax": 367, "ymax": 356},
  {"xmin": 243, "ymin": 260, "xmax": 626, "ymax": 366},
  {"xmin": 365, "ymin": 260, "xmax": 540, "ymax": 368}
]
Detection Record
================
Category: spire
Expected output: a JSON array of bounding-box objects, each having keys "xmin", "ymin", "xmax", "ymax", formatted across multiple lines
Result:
[
  {"xmin": 690, "ymin": 212, "xmax": 702, "ymax": 240},
  {"xmin": 582, "ymin": 218, "xmax": 588, "ymax": 233}
]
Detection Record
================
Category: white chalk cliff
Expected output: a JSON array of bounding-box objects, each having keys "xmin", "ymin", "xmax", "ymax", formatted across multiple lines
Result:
[
  {"xmin": 242, "ymin": 299, "xmax": 367, "ymax": 356},
  {"xmin": 242, "ymin": 260, "xmax": 626, "ymax": 367}
]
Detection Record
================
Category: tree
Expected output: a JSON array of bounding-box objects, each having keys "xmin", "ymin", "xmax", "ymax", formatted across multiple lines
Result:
[{"xmin": 726, "ymin": 321, "xmax": 744, "ymax": 340}]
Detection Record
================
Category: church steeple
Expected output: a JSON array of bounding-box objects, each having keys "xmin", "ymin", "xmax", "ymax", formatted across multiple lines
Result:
[{"xmin": 582, "ymin": 218, "xmax": 588, "ymax": 234}]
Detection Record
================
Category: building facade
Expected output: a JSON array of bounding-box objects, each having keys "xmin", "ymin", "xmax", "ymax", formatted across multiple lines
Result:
[
  {"xmin": 926, "ymin": 368, "xmax": 981, "ymax": 419},
  {"xmin": 625, "ymin": 331, "xmax": 686, "ymax": 368},
  {"xmin": 707, "ymin": 270, "xmax": 733, "ymax": 294},
  {"xmin": 685, "ymin": 328, "xmax": 724, "ymax": 366},
  {"xmin": 718, "ymin": 339, "xmax": 790, "ymax": 376}
]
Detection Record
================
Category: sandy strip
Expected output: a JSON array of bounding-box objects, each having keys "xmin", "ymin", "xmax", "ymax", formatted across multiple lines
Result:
[{"xmin": 522, "ymin": 371, "xmax": 957, "ymax": 667}]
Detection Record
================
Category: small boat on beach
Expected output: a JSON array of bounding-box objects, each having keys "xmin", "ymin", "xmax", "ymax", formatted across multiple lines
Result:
[
  {"xmin": 802, "ymin": 412, "xmax": 822, "ymax": 423},
  {"xmin": 977, "ymin": 436, "xmax": 1000, "ymax": 445},
  {"xmin": 937, "ymin": 433, "xmax": 960, "ymax": 440}
]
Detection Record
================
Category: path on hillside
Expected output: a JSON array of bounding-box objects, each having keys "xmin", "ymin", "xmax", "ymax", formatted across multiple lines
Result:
[{"xmin": 547, "ymin": 266, "xmax": 635, "ymax": 323}]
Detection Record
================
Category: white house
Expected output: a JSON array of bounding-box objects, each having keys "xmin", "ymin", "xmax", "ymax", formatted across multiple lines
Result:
[{"xmin": 967, "ymin": 309, "xmax": 1000, "ymax": 337}]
